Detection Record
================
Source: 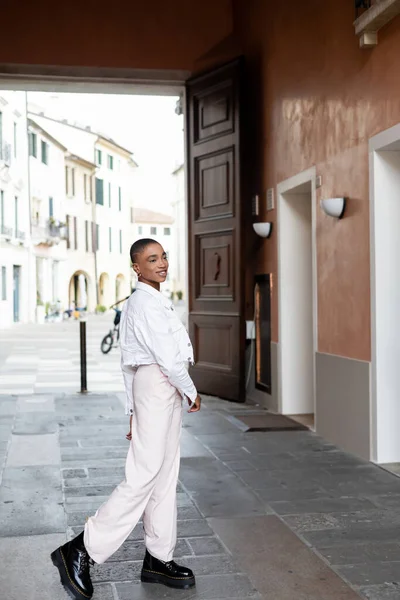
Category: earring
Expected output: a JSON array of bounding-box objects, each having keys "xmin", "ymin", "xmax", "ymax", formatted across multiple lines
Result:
[{"xmin": 137, "ymin": 272, "xmax": 141, "ymax": 278}]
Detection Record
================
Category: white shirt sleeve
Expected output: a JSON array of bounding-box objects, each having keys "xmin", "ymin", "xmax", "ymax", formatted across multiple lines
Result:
[
  {"xmin": 135, "ymin": 302, "xmax": 198, "ymax": 402},
  {"xmin": 119, "ymin": 307, "xmax": 135, "ymax": 416},
  {"xmin": 121, "ymin": 356, "xmax": 135, "ymax": 416}
]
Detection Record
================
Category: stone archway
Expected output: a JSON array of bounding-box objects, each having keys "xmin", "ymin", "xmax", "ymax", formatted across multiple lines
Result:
[
  {"xmin": 68, "ymin": 270, "xmax": 93, "ymax": 311},
  {"xmin": 99, "ymin": 272, "xmax": 111, "ymax": 308},
  {"xmin": 115, "ymin": 273, "xmax": 128, "ymax": 303}
]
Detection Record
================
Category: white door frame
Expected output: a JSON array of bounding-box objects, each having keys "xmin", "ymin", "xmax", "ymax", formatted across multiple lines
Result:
[
  {"xmin": 369, "ymin": 122, "xmax": 400, "ymax": 463},
  {"xmin": 277, "ymin": 166, "xmax": 318, "ymax": 419}
]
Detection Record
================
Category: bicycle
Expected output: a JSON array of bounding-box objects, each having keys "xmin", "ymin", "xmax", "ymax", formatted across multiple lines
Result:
[{"xmin": 100, "ymin": 296, "xmax": 131, "ymax": 354}]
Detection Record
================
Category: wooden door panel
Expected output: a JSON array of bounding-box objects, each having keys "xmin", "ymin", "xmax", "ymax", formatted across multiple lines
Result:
[
  {"xmin": 186, "ymin": 59, "xmax": 245, "ymax": 402},
  {"xmin": 195, "ymin": 148, "xmax": 235, "ymax": 221},
  {"xmin": 189, "ymin": 314, "xmax": 240, "ymax": 400},
  {"xmin": 196, "ymin": 231, "xmax": 234, "ymax": 300},
  {"xmin": 194, "ymin": 81, "xmax": 235, "ymax": 143}
]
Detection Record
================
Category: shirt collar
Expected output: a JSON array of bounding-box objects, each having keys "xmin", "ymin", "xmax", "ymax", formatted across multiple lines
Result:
[{"xmin": 135, "ymin": 282, "xmax": 172, "ymax": 307}]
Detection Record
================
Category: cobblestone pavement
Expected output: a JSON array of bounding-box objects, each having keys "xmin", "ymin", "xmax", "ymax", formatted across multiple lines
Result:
[{"xmin": 2, "ymin": 389, "xmax": 400, "ymax": 600}]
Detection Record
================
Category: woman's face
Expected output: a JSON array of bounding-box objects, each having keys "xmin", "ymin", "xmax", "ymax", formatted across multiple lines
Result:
[{"xmin": 133, "ymin": 242, "xmax": 169, "ymax": 289}]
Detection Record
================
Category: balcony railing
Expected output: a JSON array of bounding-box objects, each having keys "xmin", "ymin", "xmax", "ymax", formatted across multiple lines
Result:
[
  {"xmin": 31, "ymin": 219, "xmax": 65, "ymax": 246},
  {"xmin": 16, "ymin": 230, "xmax": 25, "ymax": 241}
]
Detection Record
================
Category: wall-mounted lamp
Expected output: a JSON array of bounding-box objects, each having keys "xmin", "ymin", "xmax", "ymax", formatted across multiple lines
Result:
[
  {"xmin": 320, "ymin": 197, "xmax": 346, "ymax": 219},
  {"xmin": 253, "ymin": 222, "xmax": 272, "ymax": 238}
]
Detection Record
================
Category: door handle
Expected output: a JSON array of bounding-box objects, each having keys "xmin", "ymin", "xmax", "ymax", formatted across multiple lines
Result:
[{"xmin": 214, "ymin": 252, "xmax": 221, "ymax": 281}]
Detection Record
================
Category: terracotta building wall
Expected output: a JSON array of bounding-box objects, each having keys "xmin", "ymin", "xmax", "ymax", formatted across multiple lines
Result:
[
  {"xmin": 233, "ymin": 0, "xmax": 400, "ymax": 362},
  {"xmin": 0, "ymin": 0, "xmax": 233, "ymax": 71}
]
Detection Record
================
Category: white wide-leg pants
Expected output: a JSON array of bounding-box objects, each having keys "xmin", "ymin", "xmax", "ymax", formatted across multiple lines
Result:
[{"xmin": 84, "ymin": 364, "xmax": 182, "ymax": 564}]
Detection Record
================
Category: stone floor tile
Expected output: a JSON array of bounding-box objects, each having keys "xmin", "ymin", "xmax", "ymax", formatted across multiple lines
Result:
[
  {"xmin": 270, "ymin": 496, "xmax": 376, "ymax": 515},
  {"xmin": 358, "ymin": 583, "xmax": 400, "ymax": 599},
  {"xmin": 337, "ymin": 562, "xmax": 400, "ymax": 587},
  {"xmin": 210, "ymin": 515, "xmax": 361, "ymax": 600},
  {"xmin": 318, "ymin": 542, "xmax": 400, "ymax": 566},
  {"xmin": 7, "ymin": 433, "xmax": 61, "ymax": 466},
  {"xmin": 116, "ymin": 574, "xmax": 260, "ymax": 599},
  {"xmin": 0, "ymin": 533, "xmax": 66, "ymax": 600},
  {"xmin": 187, "ymin": 536, "xmax": 227, "ymax": 556}
]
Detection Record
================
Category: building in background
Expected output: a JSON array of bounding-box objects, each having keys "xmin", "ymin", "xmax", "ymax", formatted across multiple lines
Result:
[
  {"xmin": 64, "ymin": 152, "xmax": 96, "ymax": 312},
  {"xmin": 29, "ymin": 117, "xmax": 68, "ymax": 319},
  {"xmin": 0, "ymin": 91, "xmax": 32, "ymax": 329},
  {"xmin": 28, "ymin": 112, "xmax": 138, "ymax": 314}
]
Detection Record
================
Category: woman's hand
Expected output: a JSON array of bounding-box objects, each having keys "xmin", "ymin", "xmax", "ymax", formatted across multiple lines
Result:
[
  {"xmin": 188, "ymin": 394, "xmax": 201, "ymax": 413},
  {"xmin": 126, "ymin": 415, "xmax": 133, "ymax": 440}
]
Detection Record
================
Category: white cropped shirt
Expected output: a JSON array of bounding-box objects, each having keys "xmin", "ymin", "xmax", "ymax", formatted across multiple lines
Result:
[{"xmin": 120, "ymin": 282, "xmax": 197, "ymax": 415}]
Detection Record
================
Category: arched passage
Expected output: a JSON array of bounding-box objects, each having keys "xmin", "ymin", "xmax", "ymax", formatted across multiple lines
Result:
[
  {"xmin": 99, "ymin": 272, "xmax": 111, "ymax": 308},
  {"xmin": 115, "ymin": 273, "xmax": 128, "ymax": 303},
  {"xmin": 68, "ymin": 270, "xmax": 93, "ymax": 312}
]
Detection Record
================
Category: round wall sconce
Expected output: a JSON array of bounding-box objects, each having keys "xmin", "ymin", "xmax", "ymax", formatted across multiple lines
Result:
[
  {"xmin": 253, "ymin": 222, "xmax": 272, "ymax": 238},
  {"xmin": 320, "ymin": 197, "xmax": 346, "ymax": 219}
]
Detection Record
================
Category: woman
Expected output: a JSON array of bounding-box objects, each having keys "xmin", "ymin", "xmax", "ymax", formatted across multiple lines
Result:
[{"xmin": 51, "ymin": 238, "xmax": 201, "ymax": 600}]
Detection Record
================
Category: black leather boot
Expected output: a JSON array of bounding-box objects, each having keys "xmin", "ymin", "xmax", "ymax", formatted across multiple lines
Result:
[
  {"xmin": 51, "ymin": 532, "xmax": 94, "ymax": 600},
  {"xmin": 141, "ymin": 549, "xmax": 195, "ymax": 589}
]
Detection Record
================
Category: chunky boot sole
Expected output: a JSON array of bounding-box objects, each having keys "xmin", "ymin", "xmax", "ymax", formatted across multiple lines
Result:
[
  {"xmin": 141, "ymin": 568, "xmax": 196, "ymax": 589},
  {"xmin": 51, "ymin": 548, "xmax": 92, "ymax": 600}
]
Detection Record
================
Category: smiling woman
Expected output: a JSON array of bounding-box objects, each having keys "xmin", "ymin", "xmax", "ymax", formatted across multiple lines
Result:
[
  {"xmin": 51, "ymin": 237, "xmax": 202, "ymax": 600},
  {"xmin": 130, "ymin": 238, "xmax": 169, "ymax": 290}
]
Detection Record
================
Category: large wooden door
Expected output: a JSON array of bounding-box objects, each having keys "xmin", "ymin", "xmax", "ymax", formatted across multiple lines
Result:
[{"xmin": 186, "ymin": 59, "xmax": 245, "ymax": 402}]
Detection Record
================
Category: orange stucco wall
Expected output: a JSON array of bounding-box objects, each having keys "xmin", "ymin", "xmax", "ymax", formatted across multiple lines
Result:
[
  {"xmin": 0, "ymin": 0, "xmax": 233, "ymax": 71},
  {"xmin": 234, "ymin": 0, "xmax": 400, "ymax": 362}
]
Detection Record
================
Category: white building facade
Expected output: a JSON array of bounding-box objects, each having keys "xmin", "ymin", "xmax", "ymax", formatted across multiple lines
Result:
[
  {"xmin": 0, "ymin": 91, "xmax": 32, "ymax": 329},
  {"xmin": 29, "ymin": 118, "xmax": 68, "ymax": 320},
  {"xmin": 171, "ymin": 164, "xmax": 187, "ymax": 300}
]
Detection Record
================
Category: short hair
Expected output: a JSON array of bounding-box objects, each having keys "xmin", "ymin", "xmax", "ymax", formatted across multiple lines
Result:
[{"xmin": 130, "ymin": 238, "xmax": 159, "ymax": 263}]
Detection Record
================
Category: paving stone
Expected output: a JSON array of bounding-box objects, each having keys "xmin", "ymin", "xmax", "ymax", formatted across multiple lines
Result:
[
  {"xmin": 283, "ymin": 513, "xmax": 342, "ymax": 533},
  {"xmin": 210, "ymin": 515, "xmax": 361, "ymax": 600},
  {"xmin": 61, "ymin": 468, "xmax": 87, "ymax": 479},
  {"xmin": 61, "ymin": 447, "xmax": 128, "ymax": 461},
  {"xmin": 108, "ymin": 539, "xmax": 192, "ymax": 562},
  {"xmin": 318, "ymin": 542, "xmax": 400, "ymax": 566},
  {"xmin": 255, "ymin": 484, "xmax": 331, "ymax": 502},
  {"xmin": 271, "ymin": 497, "xmax": 377, "ymax": 516},
  {"xmin": 17, "ymin": 396, "xmax": 55, "ymax": 413},
  {"xmin": 13, "ymin": 412, "xmax": 57, "ymax": 434},
  {"xmin": 337, "ymin": 562, "xmax": 400, "ymax": 587},
  {"xmin": 358, "ymin": 583, "xmax": 400, "ymax": 599},
  {"xmin": 0, "ymin": 533, "xmax": 66, "ymax": 600},
  {"xmin": 303, "ymin": 525, "xmax": 400, "ymax": 547},
  {"xmin": 80, "ymin": 437, "xmax": 129, "ymax": 448},
  {"xmin": 65, "ymin": 497, "xmax": 109, "ymax": 511},
  {"xmin": 187, "ymin": 536, "xmax": 227, "ymax": 556},
  {"xmin": 64, "ymin": 475, "xmax": 122, "ymax": 487},
  {"xmin": 65, "ymin": 485, "xmax": 116, "ymax": 498},
  {"xmin": 0, "ymin": 465, "xmax": 62, "ymax": 502},
  {"xmin": 88, "ymin": 467, "xmax": 126, "ymax": 478},
  {"xmin": 0, "ymin": 499, "xmax": 65, "ymax": 536},
  {"xmin": 116, "ymin": 574, "xmax": 260, "ymax": 599},
  {"xmin": 92, "ymin": 584, "xmax": 115, "ymax": 600},
  {"xmin": 93, "ymin": 560, "xmax": 141, "ymax": 583},
  {"xmin": 7, "ymin": 433, "xmax": 61, "ymax": 466},
  {"xmin": 180, "ymin": 457, "xmax": 268, "ymax": 517}
]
